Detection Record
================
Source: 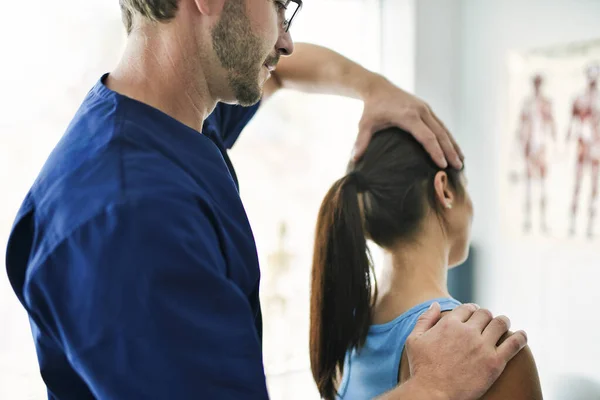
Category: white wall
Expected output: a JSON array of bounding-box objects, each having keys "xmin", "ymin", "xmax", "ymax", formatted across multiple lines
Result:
[
  {"xmin": 414, "ymin": 1, "xmax": 600, "ymax": 398},
  {"xmin": 379, "ymin": 0, "xmax": 416, "ymax": 92},
  {"xmin": 414, "ymin": 0, "xmax": 462, "ymax": 134}
]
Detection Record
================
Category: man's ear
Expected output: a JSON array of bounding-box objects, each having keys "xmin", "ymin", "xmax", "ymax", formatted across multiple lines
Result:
[{"xmin": 193, "ymin": 0, "xmax": 226, "ymax": 16}]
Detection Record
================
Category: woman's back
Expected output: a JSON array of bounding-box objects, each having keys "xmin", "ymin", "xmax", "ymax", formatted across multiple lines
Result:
[{"xmin": 336, "ymin": 298, "xmax": 461, "ymax": 400}]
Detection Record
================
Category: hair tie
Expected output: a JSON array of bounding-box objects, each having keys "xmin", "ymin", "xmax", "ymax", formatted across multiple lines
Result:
[{"xmin": 350, "ymin": 172, "xmax": 369, "ymax": 193}]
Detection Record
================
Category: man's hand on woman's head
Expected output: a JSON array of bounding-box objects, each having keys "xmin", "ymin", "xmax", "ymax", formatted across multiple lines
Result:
[
  {"xmin": 353, "ymin": 76, "xmax": 464, "ymax": 170},
  {"xmin": 405, "ymin": 302, "xmax": 528, "ymax": 400}
]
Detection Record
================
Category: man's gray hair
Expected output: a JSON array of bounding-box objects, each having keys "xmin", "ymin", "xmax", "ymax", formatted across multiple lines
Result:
[{"xmin": 119, "ymin": 0, "xmax": 180, "ymax": 35}]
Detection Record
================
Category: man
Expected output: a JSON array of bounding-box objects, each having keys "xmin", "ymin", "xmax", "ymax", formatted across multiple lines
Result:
[
  {"xmin": 5, "ymin": 1, "xmax": 527, "ymax": 399},
  {"xmin": 516, "ymin": 74, "xmax": 556, "ymax": 234},
  {"xmin": 566, "ymin": 63, "xmax": 600, "ymax": 238}
]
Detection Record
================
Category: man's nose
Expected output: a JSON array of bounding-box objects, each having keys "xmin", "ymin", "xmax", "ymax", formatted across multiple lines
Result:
[{"xmin": 276, "ymin": 31, "xmax": 294, "ymax": 56}]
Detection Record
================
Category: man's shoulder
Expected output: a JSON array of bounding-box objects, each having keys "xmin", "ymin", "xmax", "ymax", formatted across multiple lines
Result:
[
  {"xmin": 20, "ymin": 83, "xmax": 247, "ymax": 257},
  {"xmin": 26, "ymin": 123, "xmax": 219, "ymax": 267},
  {"xmin": 34, "ymin": 160, "xmax": 213, "ymax": 246},
  {"xmin": 32, "ymin": 91, "xmax": 224, "ymax": 224},
  {"xmin": 16, "ymin": 182, "xmax": 220, "ymax": 291}
]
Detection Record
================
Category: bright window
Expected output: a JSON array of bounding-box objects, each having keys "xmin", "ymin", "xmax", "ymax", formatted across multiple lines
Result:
[{"xmin": 230, "ymin": 1, "xmax": 384, "ymax": 398}]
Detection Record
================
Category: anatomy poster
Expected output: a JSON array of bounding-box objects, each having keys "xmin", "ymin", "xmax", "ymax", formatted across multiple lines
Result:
[{"xmin": 502, "ymin": 39, "xmax": 600, "ymax": 241}]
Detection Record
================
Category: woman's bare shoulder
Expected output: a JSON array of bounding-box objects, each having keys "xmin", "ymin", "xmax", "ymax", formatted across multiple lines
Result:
[
  {"xmin": 400, "ymin": 311, "xmax": 542, "ymax": 400},
  {"xmin": 482, "ymin": 333, "xmax": 542, "ymax": 400},
  {"xmin": 441, "ymin": 309, "xmax": 542, "ymax": 399}
]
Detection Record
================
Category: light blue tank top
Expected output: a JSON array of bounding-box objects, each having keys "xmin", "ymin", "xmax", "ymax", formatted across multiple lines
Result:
[{"xmin": 336, "ymin": 297, "xmax": 462, "ymax": 400}]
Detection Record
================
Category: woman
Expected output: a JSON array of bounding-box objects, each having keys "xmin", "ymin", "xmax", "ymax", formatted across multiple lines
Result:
[{"xmin": 309, "ymin": 128, "xmax": 542, "ymax": 400}]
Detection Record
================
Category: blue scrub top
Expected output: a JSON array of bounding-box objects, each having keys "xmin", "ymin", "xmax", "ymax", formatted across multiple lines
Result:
[{"xmin": 5, "ymin": 75, "xmax": 268, "ymax": 399}]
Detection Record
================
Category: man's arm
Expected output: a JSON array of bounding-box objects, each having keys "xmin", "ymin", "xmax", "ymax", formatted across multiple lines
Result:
[
  {"xmin": 264, "ymin": 43, "xmax": 380, "ymax": 101},
  {"xmin": 26, "ymin": 194, "xmax": 269, "ymax": 399},
  {"xmin": 375, "ymin": 303, "xmax": 529, "ymax": 400},
  {"xmin": 264, "ymin": 42, "xmax": 464, "ymax": 169}
]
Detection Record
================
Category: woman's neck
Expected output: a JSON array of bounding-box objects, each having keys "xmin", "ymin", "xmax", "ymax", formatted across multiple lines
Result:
[{"xmin": 372, "ymin": 230, "xmax": 451, "ymax": 325}]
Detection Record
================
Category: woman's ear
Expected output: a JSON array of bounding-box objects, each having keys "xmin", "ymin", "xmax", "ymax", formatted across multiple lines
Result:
[{"xmin": 433, "ymin": 171, "xmax": 454, "ymax": 210}]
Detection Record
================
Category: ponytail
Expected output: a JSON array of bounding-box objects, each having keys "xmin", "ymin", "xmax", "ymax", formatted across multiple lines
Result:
[{"xmin": 309, "ymin": 173, "xmax": 375, "ymax": 400}]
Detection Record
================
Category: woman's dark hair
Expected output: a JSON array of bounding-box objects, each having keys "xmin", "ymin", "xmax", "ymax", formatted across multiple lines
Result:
[{"xmin": 309, "ymin": 128, "xmax": 464, "ymax": 400}]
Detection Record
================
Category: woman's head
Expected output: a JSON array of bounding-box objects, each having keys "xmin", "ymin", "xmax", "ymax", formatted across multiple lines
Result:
[
  {"xmin": 309, "ymin": 128, "xmax": 472, "ymax": 400},
  {"xmin": 349, "ymin": 128, "xmax": 472, "ymax": 264}
]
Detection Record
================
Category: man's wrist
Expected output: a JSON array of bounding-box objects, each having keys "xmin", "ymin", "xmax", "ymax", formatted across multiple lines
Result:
[{"xmin": 358, "ymin": 72, "xmax": 389, "ymax": 101}]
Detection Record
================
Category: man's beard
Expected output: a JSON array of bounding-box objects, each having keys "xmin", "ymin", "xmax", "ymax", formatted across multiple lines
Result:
[{"xmin": 211, "ymin": 0, "xmax": 269, "ymax": 106}]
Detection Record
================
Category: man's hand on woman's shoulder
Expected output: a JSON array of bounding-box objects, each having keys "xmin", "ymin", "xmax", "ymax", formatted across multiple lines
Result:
[{"xmin": 378, "ymin": 303, "xmax": 530, "ymax": 400}]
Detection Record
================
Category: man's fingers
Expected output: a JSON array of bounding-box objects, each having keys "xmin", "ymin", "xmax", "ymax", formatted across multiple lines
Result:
[
  {"xmin": 496, "ymin": 330, "xmax": 528, "ymax": 362},
  {"xmin": 409, "ymin": 119, "xmax": 447, "ymax": 169},
  {"xmin": 354, "ymin": 107, "xmax": 463, "ymax": 170},
  {"xmin": 465, "ymin": 308, "xmax": 494, "ymax": 333},
  {"xmin": 422, "ymin": 111, "xmax": 462, "ymax": 169},
  {"xmin": 352, "ymin": 123, "xmax": 375, "ymax": 161},
  {"xmin": 352, "ymin": 136, "xmax": 368, "ymax": 161},
  {"xmin": 432, "ymin": 112, "xmax": 465, "ymax": 162},
  {"xmin": 445, "ymin": 303, "xmax": 479, "ymax": 323},
  {"xmin": 482, "ymin": 315, "xmax": 512, "ymax": 343},
  {"xmin": 411, "ymin": 302, "xmax": 442, "ymax": 335}
]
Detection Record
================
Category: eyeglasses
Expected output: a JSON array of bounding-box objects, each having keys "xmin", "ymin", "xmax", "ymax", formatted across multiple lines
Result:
[{"xmin": 280, "ymin": 0, "xmax": 302, "ymax": 33}]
